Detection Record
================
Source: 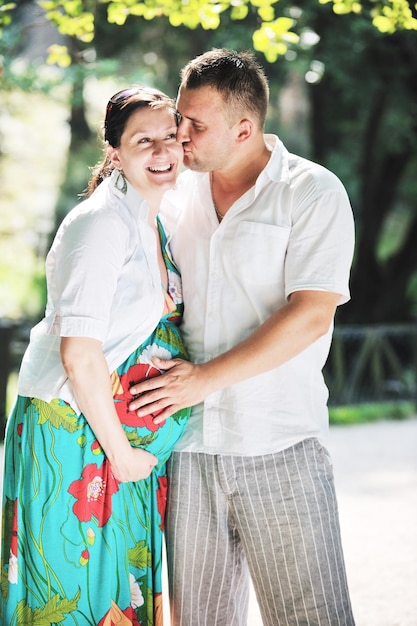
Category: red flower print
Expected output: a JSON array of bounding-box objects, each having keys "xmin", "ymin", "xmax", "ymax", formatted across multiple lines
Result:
[
  {"xmin": 98, "ymin": 601, "xmax": 141, "ymax": 625},
  {"xmin": 91, "ymin": 440, "xmax": 103, "ymax": 455},
  {"xmin": 114, "ymin": 363, "xmax": 164, "ymax": 431},
  {"xmin": 68, "ymin": 461, "xmax": 120, "ymax": 528},
  {"xmin": 11, "ymin": 498, "xmax": 18, "ymax": 557},
  {"xmin": 79, "ymin": 549, "xmax": 89, "ymax": 566},
  {"xmin": 156, "ymin": 476, "xmax": 168, "ymax": 530}
]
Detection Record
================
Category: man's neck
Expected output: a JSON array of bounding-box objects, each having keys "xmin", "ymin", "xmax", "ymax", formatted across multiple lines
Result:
[{"xmin": 210, "ymin": 140, "xmax": 272, "ymax": 215}]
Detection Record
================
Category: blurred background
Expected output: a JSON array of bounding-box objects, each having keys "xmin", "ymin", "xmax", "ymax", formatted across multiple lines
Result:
[{"xmin": 0, "ymin": 2, "xmax": 416, "ymax": 623}]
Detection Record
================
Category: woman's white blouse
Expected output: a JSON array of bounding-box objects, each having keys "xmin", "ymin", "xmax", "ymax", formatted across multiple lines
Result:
[{"xmin": 18, "ymin": 170, "xmax": 164, "ymax": 413}]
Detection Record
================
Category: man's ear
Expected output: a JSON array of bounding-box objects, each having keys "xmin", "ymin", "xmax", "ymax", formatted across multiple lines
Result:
[
  {"xmin": 107, "ymin": 145, "xmax": 121, "ymax": 168},
  {"xmin": 236, "ymin": 118, "xmax": 253, "ymax": 143}
]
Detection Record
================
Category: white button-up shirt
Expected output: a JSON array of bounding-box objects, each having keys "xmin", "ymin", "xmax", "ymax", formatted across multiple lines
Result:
[
  {"xmin": 18, "ymin": 169, "xmax": 164, "ymax": 413},
  {"xmin": 161, "ymin": 135, "xmax": 355, "ymax": 456}
]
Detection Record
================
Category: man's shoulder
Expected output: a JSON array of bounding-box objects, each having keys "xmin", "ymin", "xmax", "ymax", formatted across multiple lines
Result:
[
  {"xmin": 287, "ymin": 152, "xmax": 347, "ymax": 195},
  {"xmin": 265, "ymin": 136, "xmax": 340, "ymax": 191}
]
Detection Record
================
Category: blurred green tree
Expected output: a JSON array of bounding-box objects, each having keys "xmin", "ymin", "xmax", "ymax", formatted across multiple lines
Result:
[
  {"xmin": 2, "ymin": 0, "xmax": 416, "ymax": 63},
  {"xmin": 1, "ymin": 0, "xmax": 417, "ymax": 324},
  {"xmin": 304, "ymin": 7, "xmax": 417, "ymax": 323}
]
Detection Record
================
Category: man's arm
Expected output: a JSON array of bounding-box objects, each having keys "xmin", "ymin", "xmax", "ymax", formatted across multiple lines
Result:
[{"xmin": 129, "ymin": 290, "xmax": 340, "ymax": 422}]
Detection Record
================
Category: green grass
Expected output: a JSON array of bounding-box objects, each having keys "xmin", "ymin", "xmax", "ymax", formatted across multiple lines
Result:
[{"xmin": 329, "ymin": 401, "xmax": 416, "ymax": 425}]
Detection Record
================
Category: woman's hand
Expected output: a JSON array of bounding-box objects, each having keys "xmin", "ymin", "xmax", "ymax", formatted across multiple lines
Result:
[{"xmin": 110, "ymin": 447, "xmax": 158, "ymax": 483}]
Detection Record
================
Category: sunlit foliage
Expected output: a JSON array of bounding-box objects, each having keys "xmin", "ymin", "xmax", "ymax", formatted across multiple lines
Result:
[{"xmin": 1, "ymin": 0, "xmax": 414, "ymax": 65}]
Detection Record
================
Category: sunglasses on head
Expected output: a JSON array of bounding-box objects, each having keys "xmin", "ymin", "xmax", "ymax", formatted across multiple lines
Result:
[{"xmin": 106, "ymin": 87, "xmax": 142, "ymax": 112}]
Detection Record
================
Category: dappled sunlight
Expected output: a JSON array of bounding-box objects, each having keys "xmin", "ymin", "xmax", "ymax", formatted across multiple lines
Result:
[{"xmin": 0, "ymin": 90, "xmax": 70, "ymax": 318}]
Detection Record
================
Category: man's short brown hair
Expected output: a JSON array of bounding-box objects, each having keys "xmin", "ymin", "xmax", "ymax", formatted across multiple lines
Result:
[{"xmin": 180, "ymin": 48, "xmax": 269, "ymax": 129}]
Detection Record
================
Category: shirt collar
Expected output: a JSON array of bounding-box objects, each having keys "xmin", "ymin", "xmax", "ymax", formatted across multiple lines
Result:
[
  {"xmin": 160, "ymin": 135, "xmax": 291, "ymax": 229},
  {"xmin": 108, "ymin": 168, "xmax": 150, "ymax": 222},
  {"xmin": 257, "ymin": 134, "xmax": 291, "ymax": 187}
]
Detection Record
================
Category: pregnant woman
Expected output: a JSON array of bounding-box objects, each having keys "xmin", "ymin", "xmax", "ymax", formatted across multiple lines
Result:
[{"xmin": 0, "ymin": 86, "xmax": 189, "ymax": 625}]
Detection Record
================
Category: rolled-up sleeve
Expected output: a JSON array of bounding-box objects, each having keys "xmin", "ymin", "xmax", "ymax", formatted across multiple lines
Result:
[{"xmin": 285, "ymin": 167, "xmax": 355, "ymax": 305}]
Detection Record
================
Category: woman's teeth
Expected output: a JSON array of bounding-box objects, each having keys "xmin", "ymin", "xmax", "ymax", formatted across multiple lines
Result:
[{"xmin": 149, "ymin": 165, "xmax": 171, "ymax": 172}]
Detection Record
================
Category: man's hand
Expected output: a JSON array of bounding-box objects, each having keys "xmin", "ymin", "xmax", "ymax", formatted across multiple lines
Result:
[
  {"xmin": 128, "ymin": 290, "xmax": 341, "ymax": 425},
  {"xmin": 129, "ymin": 358, "xmax": 210, "ymax": 423}
]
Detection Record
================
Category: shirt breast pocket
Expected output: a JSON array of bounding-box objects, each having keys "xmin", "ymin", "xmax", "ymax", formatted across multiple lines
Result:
[{"xmin": 231, "ymin": 221, "xmax": 290, "ymax": 285}]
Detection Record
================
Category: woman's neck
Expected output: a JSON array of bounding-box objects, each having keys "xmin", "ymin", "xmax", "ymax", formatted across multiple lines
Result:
[{"xmin": 146, "ymin": 200, "xmax": 160, "ymax": 226}]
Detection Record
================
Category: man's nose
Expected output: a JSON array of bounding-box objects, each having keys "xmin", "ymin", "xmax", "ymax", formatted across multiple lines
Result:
[{"xmin": 177, "ymin": 118, "xmax": 189, "ymax": 143}]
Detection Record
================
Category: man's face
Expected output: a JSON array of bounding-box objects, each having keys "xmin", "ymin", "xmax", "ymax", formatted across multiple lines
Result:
[{"xmin": 176, "ymin": 86, "xmax": 239, "ymax": 172}]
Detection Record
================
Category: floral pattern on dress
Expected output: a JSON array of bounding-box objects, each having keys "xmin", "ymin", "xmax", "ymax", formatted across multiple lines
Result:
[
  {"xmin": 0, "ymin": 218, "xmax": 190, "ymax": 625},
  {"xmin": 114, "ymin": 362, "xmax": 164, "ymax": 431},
  {"xmin": 68, "ymin": 460, "xmax": 120, "ymax": 527}
]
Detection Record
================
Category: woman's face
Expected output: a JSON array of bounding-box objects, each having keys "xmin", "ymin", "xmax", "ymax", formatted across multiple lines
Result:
[{"xmin": 108, "ymin": 106, "xmax": 183, "ymax": 196}]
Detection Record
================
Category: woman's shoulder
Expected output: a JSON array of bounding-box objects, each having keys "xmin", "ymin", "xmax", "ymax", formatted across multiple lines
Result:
[{"xmin": 54, "ymin": 183, "xmax": 130, "ymax": 247}]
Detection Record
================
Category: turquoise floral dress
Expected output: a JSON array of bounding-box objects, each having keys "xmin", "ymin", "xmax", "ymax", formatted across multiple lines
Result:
[{"xmin": 0, "ymin": 220, "xmax": 190, "ymax": 625}]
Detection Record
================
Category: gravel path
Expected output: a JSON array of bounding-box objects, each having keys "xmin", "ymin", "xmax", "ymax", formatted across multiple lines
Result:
[
  {"xmin": 2, "ymin": 418, "xmax": 417, "ymax": 625},
  {"xmin": 327, "ymin": 418, "xmax": 417, "ymax": 626}
]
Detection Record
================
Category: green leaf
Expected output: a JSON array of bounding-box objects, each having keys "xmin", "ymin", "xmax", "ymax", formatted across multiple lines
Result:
[
  {"xmin": 7, "ymin": 0, "xmax": 417, "ymax": 67},
  {"xmin": 171, "ymin": 407, "xmax": 191, "ymax": 424},
  {"xmin": 0, "ymin": 0, "xmax": 16, "ymax": 27},
  {"xmin": 15, "ymin": 590, "xmax": 80, "ymax": 625},
  {"xmin": 258, "ymin": 5, "xmax": 275, "ymax": 21},
  {"xmin": 372, "ymin": 14, "xmax": 396, "ymax": 32},
  {"xmin": 1, "ymin": 497, "xmax": 15, "ymax": 575},
  {"xmin": 107, "ymin": 3, "xmax": 131, "ymax": 25},
  {"xmin": 146, "ymin": 583, "xmax": 154, "ymax": 624},
  {"xmin": 230, "ymin": 5, "xmax": 249, "ymax": 20},
  {"xmin": 126, "ymin": 431, "xmax": 156, "ymax": 446},
  {"xmin": 1, "ymin": 566, "xmax": 9, "ymax": 599},
  {"xmin": 46, "ymin": 44, "xmax": 72, "ymax": 67},
  {"xmin": 33, "ymin": 398, "xmax": 81, "ymax": 434},
  {"xmin": 129, "ymin": 539, "xmax": 152, "ymax": 570},
  {"xmin": 252, "ymin": 17, "xmax": 298, "ymax": 62}
]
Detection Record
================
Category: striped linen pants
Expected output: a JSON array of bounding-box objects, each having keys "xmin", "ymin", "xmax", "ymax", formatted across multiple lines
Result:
[{"xmin": 165, "ymin": 438, "xmax": 355, "ymax": 626}]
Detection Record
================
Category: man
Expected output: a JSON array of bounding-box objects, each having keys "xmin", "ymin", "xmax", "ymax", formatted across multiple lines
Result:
[{"xmin": 130, "ymin": 48, "xmax": 355, "ymax": 626}]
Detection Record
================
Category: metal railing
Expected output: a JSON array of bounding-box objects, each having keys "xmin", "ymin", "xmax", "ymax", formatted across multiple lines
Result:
[{"xmin": 324, "ymin": 323, "xmax": 417, "ymax": 406}]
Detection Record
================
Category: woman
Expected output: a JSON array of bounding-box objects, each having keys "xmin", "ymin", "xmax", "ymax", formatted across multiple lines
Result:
[{"xmin": 0, "ymin": 86, "xmax": 190, "ymax": 625}]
